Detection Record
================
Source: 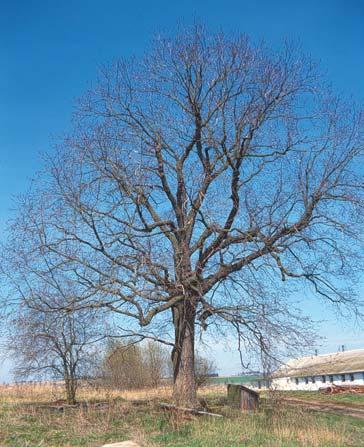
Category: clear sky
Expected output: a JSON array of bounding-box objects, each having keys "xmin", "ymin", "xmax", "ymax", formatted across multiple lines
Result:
[{"xmin": 1, "ymin": 0, "xmax": 364, "ymax": 379}]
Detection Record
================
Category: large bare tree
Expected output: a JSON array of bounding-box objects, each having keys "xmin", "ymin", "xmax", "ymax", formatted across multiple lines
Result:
[{"xmin": 5, "ymin": 26, "xmax": 364, "ymax": 406}]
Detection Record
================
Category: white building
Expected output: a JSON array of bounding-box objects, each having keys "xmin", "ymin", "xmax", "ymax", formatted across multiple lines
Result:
[{"xmin": 257, "ymin": 349, "xmax": 364, "ymax": 391}]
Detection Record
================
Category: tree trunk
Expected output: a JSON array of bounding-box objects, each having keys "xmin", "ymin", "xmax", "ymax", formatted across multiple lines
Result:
[
  {"xmin": 171, "ymin": 302, "xmax": 198, "ymax": 407},
  {"xmin": 64, "ymin": 374, "xmax": 77, "ymax": 405}
]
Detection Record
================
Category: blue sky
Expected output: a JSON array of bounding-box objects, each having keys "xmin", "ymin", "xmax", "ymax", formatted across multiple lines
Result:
[{"xmin": 1, "ymin": 0, "xmax": 364, "ymax": 379}]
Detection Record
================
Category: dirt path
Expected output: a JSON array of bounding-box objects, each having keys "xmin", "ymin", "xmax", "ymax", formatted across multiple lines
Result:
[{"xmin": 281, "ymin": 397, "xmax": 364, "ymax": 419}]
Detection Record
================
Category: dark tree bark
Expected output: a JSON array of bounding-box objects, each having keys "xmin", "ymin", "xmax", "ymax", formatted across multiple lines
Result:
[
  {"xmin": 64, "ymin": 373, "xmax": 77, "ymax": 405},
  {"xmin": 172, "ymin": 302, "xmax": 197, "ymax": 406}
]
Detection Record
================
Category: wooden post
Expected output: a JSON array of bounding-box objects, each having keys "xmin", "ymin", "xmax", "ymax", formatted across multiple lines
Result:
[{"xmin": 227, "ymin": 384, "xmax": 259, "ymax": 412}]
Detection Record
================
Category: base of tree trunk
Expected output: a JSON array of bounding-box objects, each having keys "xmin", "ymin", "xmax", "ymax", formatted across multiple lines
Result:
[
  {"xmin": 172, "ymin": 303, "xmax": 198, "ymax": 407},
  {"xmin": 172, "ymin": 387, "xmax": 198, "ymax": 408}
]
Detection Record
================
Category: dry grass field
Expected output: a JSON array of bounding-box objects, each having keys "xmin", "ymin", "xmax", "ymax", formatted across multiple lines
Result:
[{"xmin": 0, "ymin": 383, "xmax": 363, "ymax": 446}]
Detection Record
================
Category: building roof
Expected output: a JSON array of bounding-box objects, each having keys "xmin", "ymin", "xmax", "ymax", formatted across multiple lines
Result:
[
  {"xmin": 272, "ymin": 349, "xmax": 364, "ymax": 378},
  {"xmin": 227, "ymin": 383, "xmax": 259, "ymax": 396}
]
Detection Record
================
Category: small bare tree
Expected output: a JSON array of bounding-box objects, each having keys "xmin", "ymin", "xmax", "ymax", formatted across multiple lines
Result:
[
  {"xmin": 102, "ymin": 340, "xmax": 169, "ymax": 389},
  {"xmin": 6, "ymin": 304, "xmax": 104, "ymax": 404},
  {"xmin": 144, "ymin": 340, "xmax": 170, "ymax": 387},
  {"xmin": 102, "ymin": 341, "xmax": 146, "ymax": 389},
  {"xmin": 194, "ymin": 355, "xmax": 217, "ymax": 388},
  {"xmin": 4, "ymin": 25, "xmax": 364, "ymax": 406}
]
